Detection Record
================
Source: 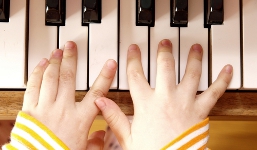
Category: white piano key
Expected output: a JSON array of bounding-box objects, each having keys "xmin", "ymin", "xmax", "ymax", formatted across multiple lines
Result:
[
  {"xmin": 242, "ymin": 0, "xmax": 257, "ymax": 89},
  {"xmin": 119, "ymin": 0, "xmax": 148, "ymax": 90},
  {"xmin": 0, "ymin": 0, "xmax": 26, "ymax": 88},
  {"xmin": 28, "ymin": 0, "xmax": 57, "ymax": 78},
  {"xmin": 150, "ymin": 0, "xmax": 179, "ymax": 88},
  {"xmin": 59, "ymin": 0, "xmax": 88, "ymax": 90},
  {"xmin": 89, "ymin": 0, "xmax": 118, "ymax": 88},
  {"xmin": 211, "ymin": 0, "xmax": 241, "ymax": 89},
  {"xmin": 180, "ymin": 0, "xmax": 208, "ymax": 91}
]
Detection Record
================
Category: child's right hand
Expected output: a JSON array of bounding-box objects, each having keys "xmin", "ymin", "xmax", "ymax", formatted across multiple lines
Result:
[{"xmin": 95, "ymin": 39, "xmax": 233, "ymax": 149}]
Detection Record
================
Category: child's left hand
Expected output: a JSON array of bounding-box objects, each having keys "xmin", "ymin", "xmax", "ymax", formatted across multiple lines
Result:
[{"xmin": 22, "ymin": 41, "xmax": 117, "ymax": 149}]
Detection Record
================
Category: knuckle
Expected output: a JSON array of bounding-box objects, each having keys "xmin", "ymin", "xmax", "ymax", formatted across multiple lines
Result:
[
  {"xmin": 128, "ymin": 69, "xmax": 141, "ymax": 81},
  {"xmin": 59, "ymin": 70, "xmax": 75, "ymax": 82},
  {"xmin": 26, "ymin": 82, "xmax": 37, "ymax": 94},
  {"xmin": 100, "ymin": 71, "xmax": 113, "ymax": 80},
  {"xmin": 106, "ymin": 112, "xmax": 119, "ymax": 128},
  {"xmin": 187, "ymin": 69, "xmax": 201, "ymax": 80},
  {"xmin": 44, "ymin": 71, "xmax": 56, "ymax": 80},
  {"xmin": 158, "ymin": 57, "xmax": 174, "ymax": 70},
  {"xmin": 90, "ymin": 89, "xmax": 106, "ymax": 98},
  {"xmin": 210, "ymin": 87, "xmax": 221, "ymax": 99}
]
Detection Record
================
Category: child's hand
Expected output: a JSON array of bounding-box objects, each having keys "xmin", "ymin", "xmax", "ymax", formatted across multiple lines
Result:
[
  {"xmin": 22, "ymin": 41, "xmax": 117, "ymax": 149},
  {"xmin": 95, "ymin": 39, "xmax": 233, "ymax": 149}
]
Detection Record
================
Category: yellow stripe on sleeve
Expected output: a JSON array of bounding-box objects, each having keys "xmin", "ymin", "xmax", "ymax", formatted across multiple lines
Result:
[
  {"xmin": 161, "ymin": 118, "xmax": 209, "ymax": 150},
  {"xmin": 19, "ymin": 112, "xmax": 69, "ymax": 150},
  {"xmin": 2, "ymin": 143, "xmax": 18, "ymax": 150},
  {"xmin": 15, "ymin": 122, "xmax": 55, "ymax": 150},
  {"xmin": 198, "ymin": 143, "xmax": 208, "ymax": 150},
  {"xmin": 178, "ymin": 130, "xmax": 209, "ymax": 150},
  {"xmin": 11, "ymin": 133, "xmax": 37, "ymax": 150}
]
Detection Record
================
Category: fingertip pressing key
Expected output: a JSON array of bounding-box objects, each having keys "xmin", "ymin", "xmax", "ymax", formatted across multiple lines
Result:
[
  {"xmin": 64, "ymin": 41, "xmax": 76, "ymax": 49},
  {"xmin": 160, "ymin": 39, "xmax": 172, "ymax": 47},
  {"xmin": 128, "ymin": 44, "xmax": 139, "ymax": 52},
  {"xmin": 39, "ymin": 58, "xmax": 48, "ymax": 66},
  {"xmin": 52, "ymin": 49, "xmax": 63, "ymax": 58},
  {"xmin": 224, "ymin": 64, "xmax": 233, "ymax": 74},
  {"xmin": 106, "ymin": 59, "xmax": 117, "ymax": 71},
  {"xmin": 192, "ymin": 44, "xmax": 202, "ymax": 53}
]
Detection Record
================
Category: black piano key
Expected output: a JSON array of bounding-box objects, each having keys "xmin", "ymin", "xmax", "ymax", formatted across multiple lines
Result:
[
  {"xmin": 45, "ymin": 0, "xmax": 65, "ymax": 26},
  {"xmin": 208, "ymin": 0, "xmax": 224, "ymax": 24},
  {"xmin": 204, "ymin": 0, "xmax": 224, "ymax": 28},
  {"xmin": 82, "ymin": 0, "xmax": 101, "ymax": 26},
  {"xmin": 170, "ymin": 0, "xmax": 188, "ymax": 27},
  {"xmin": 136, "ymin": 0, "xmax": 155, "ymax": 27},
  {"xmin": 0, "ymin": 0, "xmax": 10, "ymax": 22}
]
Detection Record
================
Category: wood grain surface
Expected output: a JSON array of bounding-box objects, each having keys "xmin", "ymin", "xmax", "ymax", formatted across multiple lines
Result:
[{"xmin": 1, "ymin": 91, "xmax": 257, "ymax": 120}]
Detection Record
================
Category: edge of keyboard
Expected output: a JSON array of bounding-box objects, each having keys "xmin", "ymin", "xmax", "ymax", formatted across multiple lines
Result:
[{"xmin": 1, "ymin": 91, "xmax": 257, "ymax": 120}]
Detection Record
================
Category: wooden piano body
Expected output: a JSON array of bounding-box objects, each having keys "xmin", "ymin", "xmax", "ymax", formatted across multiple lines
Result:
[{"xmin": 1, "ymin": 91, "xmax": 257, "ymax": 120}]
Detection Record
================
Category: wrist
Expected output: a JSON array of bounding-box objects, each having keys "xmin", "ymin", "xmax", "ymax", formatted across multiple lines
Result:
[{"xmin": 162, "ymin": 118, "xmax": 209, "ymax": 150}]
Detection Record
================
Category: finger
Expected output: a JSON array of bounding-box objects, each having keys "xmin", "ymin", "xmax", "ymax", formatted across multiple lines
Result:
[
  {"xmin": 23, "ymin": 58, "xmax": 49, "ymax": 110},
  {"xmin": 198, "ymin": 65, "xmax": 233, "ymax": 115},
  {"xmin": 38, "ymin": 49, "xmax": 63, "ymax": 105},
  {"xmin": 179, "ymin": 44, "xmax": 203, "ymax": 96},
  {"xmin": 95, "ymin": 97, "xmax": 131, "ymax": 145},
  {"xmin": 56, "ymin": 41, "xmax": 77, "ymax": 103},
  {"xmin": 155, "ymin": 39, "xmax": 176, "ymax": 92},
  {"xmin": 127, "ymin": 44, "xmax": 151, "ymax": 100},
  {"xmin": 79, "ymin": 60, "xmax": 117, "ymax": 120},
  {"xmin": 86, "ymin": 130, "xmax": 105, "ymax": 150}
]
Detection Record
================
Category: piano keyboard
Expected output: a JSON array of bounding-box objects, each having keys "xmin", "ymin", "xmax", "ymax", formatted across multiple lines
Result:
[{"xmin": 0, "ymin": 0, "xmax": 256, "ymax": 91}]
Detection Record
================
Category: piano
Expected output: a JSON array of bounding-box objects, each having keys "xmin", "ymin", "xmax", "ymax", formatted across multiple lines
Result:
[{"xmin": 1, "ymin": 0, "xmax": 257, "ymax": 120}]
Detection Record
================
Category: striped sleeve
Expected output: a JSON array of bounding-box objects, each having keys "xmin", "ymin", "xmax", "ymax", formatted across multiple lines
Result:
[
  {"xmin": 161, "ymin": 118, "xmax": 210, "ymax": 150},
  {"xmin": 2, "ymin": 111, "xmax": 69, "ymax": 150}
]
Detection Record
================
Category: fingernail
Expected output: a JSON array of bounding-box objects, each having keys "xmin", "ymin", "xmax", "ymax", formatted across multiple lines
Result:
[
  {"xmin": 39, "ymin": 58, "xmax": 47, "ymax": 66},
  {"xmin": 107, "ymin": 60, "xmax": 116, "ymax": 70},
  {"xmin": 65, "ymin": 41, "xmax": 75, "ymax": 49},
  {"xmin": 128, "ymin": 44, "xmax": 138, "ymax": 51},
  {"xmin": 192, "ymin": 44, "xmax": 202, "ymax": 53},
  {"xmin": 225, "ymin": 65, "xmax": 233, "ymax": 74},
  {"xmin": 161, "ymin": 39, "xmax": 171, "ymax": 47},
  {"xmin": 52, "ymin": 49, "xmax": 63, "ymax": 58},
  {"xmin": 95, "ymin": 99, "xmax": 106, "ymax": 109}
]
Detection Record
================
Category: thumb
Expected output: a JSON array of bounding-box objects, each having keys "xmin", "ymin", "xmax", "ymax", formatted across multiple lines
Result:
[
  {"xmin": 95, "ymin": 97, "xmax": 131, "ymax": 145},
  {"xmin": 86, "ymin": 130, "xmax": 105, "ymax": 150}
]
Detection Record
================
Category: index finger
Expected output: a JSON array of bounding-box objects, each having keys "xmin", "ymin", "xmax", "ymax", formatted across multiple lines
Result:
[{"xmin": 80, "ymin": 59, "xmax": 117, "ymax": 116}]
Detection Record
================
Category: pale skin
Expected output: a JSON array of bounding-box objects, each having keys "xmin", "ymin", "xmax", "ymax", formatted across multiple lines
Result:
[
  {"xmin": 22, "ymin": 41, "xmax": 117, "ymax": 150},
  {"xmin": 22, "ymin": 39, "xmax": 232, "ymax": 150},
  {"xmin": 95, "ymin": 39, "xmax": 233, "ymax": 149}
]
